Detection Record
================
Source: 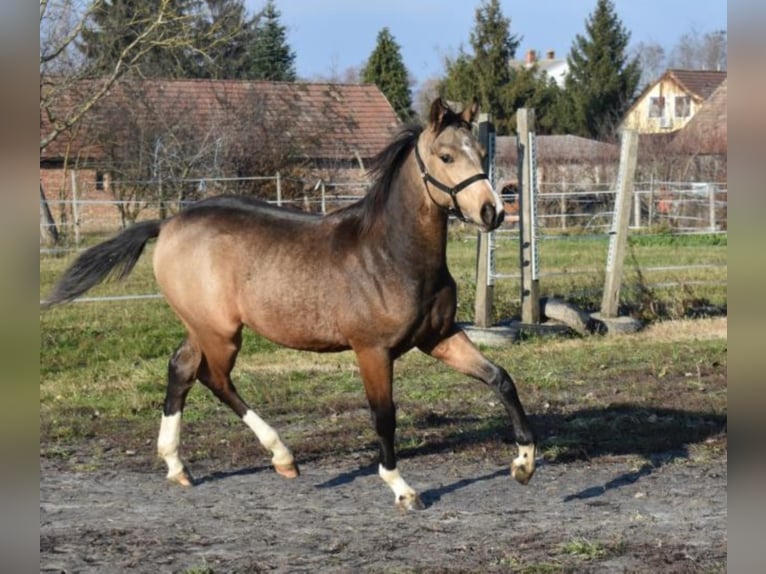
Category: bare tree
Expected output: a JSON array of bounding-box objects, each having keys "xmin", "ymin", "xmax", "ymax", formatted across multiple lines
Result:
[
  {"xmin": 40, "ymin": 0, "xmax": 225, "ymax": 152},
  {"xmin": 632, "ymin": 41, "xmax": 666, "ymax": 89},
  {"xmin": 668, "ymin": 28, "xmax": 727, "ymax": 71}
]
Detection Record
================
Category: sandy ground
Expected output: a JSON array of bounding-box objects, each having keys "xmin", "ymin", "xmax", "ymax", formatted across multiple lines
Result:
[{"xmin": 41, "ymin": 448, "xmax": 726, "ymax": 573}]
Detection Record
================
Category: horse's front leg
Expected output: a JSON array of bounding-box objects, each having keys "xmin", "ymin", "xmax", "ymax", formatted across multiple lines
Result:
[
  {"xmin": 354, "ymin": 346, "xmax": 424, "ymax": 511},
  {"xmin": 421, "ymin": 329, "xmax": 537, "ymax": 484}
]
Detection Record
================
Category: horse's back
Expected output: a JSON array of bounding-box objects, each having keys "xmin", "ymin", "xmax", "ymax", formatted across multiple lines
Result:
[{"xmin": 152, "ymin": 196, "xmax": 352, "ymax": 348}]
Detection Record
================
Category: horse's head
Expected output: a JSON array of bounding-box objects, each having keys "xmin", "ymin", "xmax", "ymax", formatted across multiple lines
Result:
[{"xmin": 415, "ymin": 98, "xmax": 505, "ymax": 231}]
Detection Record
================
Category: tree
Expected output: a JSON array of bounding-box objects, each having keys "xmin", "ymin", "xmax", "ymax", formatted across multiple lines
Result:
[
  {"xmin": 632, "ymin": 40, "xmax": 666, "ymax": 90},
  {"xmin": 440, "ymin": 0, "xmax": 520, "ymax": 134},
  {"xmin": 560, "ymin": 0, "xmax": 641, "ymax": 139},
  {"xmin": 40, "ymin": 0, "xmax": 233, "ymax": 151},
  {"xmin": 362, "ymin": 27, "xmax": 414, "ymax": 122},
  {"xmin": 505, "ymin": 66, "xmax": 562, "ymax": 135},
  {"xmin": 77, "ymin": 0, "xmax": 197, "ymax": 78},
  {"xmin": 669, "ymin": 28, "xmax": 727, "ymax": 71},
  {"xmin": 246, "ymin": 0, "xmax": 296, "ymax": 81},
  {"xmin": 40, "ymin": 0, "xmax": 237, "ymax": 244},
  {"xmin": 188, "ymin": 0, "xmax": 261, "ymax": 79}
]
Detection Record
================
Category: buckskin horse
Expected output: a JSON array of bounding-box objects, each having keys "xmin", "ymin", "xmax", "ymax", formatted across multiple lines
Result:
[{"xmin": 44, "ymin": 98, "xmax": 537, "ymax": 511}]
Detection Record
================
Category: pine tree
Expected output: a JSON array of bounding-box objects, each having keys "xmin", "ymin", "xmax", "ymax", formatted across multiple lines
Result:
[
  {"xmin": 440, "ymin": 0, "xmax": 520, "ymax": 134},
  {"xmin": 470, "ymin": 0, "xmax": 519, "ymax": 123},
  {"xmin": 362, "ymin": 27, "xmax": 414, "ymax": 122},
  {"xmin": 505, "ymin": 66, "xmax": 562, "ymax": 135},
  {"xmin": 77, "ymin": 0, "xmax": 195, "ymax": 78},
  {"xmin": 189, "ymin": 0, "xmax": 260, "ymax": 79},
  {"xmin": 561, "ymin": 0, "xmax": 641, "ymax": 139},
  {"xmin": 247, "ymin": 0, "xmax": 296, "ymax": 81}
]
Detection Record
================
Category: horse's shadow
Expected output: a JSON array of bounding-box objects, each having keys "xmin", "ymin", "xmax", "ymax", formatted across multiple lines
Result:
[
  {"xmin": 313, "ymin": 403, "xmax": 725, "ymax": 505},
  {"xmin": 194, "ymin": 403, "xmax": 725, "ymax": 504},
  {"xmin": 313, "ymin": 463, "xmax": 510, "ymax": 510}
]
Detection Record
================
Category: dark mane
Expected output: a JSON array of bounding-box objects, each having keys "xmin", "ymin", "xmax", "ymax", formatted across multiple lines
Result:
[
  {"xmin": 334, "ymin": 108, "xmax": 469, "ymax": 236},
  {"xmin": 329, "ymin": 124, "xmax": 422, "ymax": 236}
]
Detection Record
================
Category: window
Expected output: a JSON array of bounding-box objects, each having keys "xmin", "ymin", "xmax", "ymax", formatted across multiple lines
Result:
[
  {"xmin": 675, "ymin": 96, "xmax": 691, "ymax": 118},
  {"xmin": 95, "ymin": 171, "xmax": 105, "ymax": 191},
  {"xmin": 648, "ymin": 96, "xmax": 665, "ymax": 118}
]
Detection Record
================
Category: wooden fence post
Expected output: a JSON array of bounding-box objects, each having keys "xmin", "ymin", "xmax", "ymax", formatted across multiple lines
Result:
[
  {"xmin": 518, "ymin": 108, "xmax": 540, "ymax": 324},
  {"xmin": 70, "ymin": 170, "xmax": 81, "ymax": 245},
  {"xmin": 600, "ymin": 129, "xmax": 639, "ymax": 317},
  {"xmin": 473, "ymin": 113, "xmax": 495, "ymax": 327},
  {"xmin": 708, "ymin": 183, "xmax": 717, "ymax": 231}
]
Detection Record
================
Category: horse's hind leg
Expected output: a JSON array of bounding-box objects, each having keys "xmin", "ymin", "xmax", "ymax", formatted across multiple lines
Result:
[
  {"xmin": 158, "ymin": 338, "xmax": 201, "ymax": 486},
  {"xmin": 197, "ymin": 332, "xmax": 298, "ymax": 478}
]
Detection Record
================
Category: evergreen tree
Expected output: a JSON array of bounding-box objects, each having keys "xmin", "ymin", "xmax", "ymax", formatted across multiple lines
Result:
[
  {"xmin": 440, "ymin": 0, "xmax": 520, "ymax": 134},
  {"xmin": 77, "ymin": 0, "xmax": 196, "ymax": 78},
  {"xmin": 189, "ymin": 0, "xmax": 261, "ymax": 79},
  {"xmin": 247, "ymin": 0, "xmax": 296, "ymax": 81},
  {"xmin": 505, "ymin": 66, "xmax": 562, "ymax": 135},
  {"xmin": 469, "ymin": 0, "xmax": 519, "ymax": 126},
  {"xmin": 362, "ymin": 27, "xmax": 414, "ymax": 122},
  {"xmin": 560, "ymin": 0, "xmax": 641, "ymax": 139}
]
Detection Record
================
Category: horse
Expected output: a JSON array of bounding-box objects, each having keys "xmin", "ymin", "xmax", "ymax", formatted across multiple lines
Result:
[{"xmin": 43, "ymin": 98, "xmax": 537, "ymax": 511}]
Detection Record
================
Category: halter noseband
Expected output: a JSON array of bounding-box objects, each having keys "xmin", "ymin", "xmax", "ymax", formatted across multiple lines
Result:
[{"xmin": 414, "ymin": 143, "xmax": 489, "ymax": 222}]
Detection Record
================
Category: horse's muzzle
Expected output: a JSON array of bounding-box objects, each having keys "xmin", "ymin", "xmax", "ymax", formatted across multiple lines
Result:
[{"xmin": 480, "ymin": 203, "xmax": 505, "ymax": 230}]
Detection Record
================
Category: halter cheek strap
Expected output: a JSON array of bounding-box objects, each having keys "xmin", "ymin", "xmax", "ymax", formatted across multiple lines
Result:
[{"xmin": 414, "ymin": 144, "xmax": 489, "ymax": 222}]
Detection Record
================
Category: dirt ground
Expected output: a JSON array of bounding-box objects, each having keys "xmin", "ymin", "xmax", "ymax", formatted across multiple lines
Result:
[
  {"xmin": 41, "ymin": 436, "xmax": 726, "ymax": 573},
  {"xmin": 40, "ymin": 319, "xmax": 727, "ymax": 573}
]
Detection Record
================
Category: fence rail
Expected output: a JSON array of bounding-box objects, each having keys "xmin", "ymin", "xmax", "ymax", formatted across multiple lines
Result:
[{"xmin": 40, "ymin": 176, "xmax": 727, "ymax": 245}]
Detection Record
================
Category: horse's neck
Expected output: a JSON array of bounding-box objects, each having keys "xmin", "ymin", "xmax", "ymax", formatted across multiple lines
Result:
[{"xmin": 380, "ymin": 155, "xmax": 449, "ymax": 268}]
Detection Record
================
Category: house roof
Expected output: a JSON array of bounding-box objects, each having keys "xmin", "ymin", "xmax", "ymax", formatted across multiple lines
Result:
[
  {"xmin": 496, "ymin": 134, "xmax": 619, "ymax": 165},
  {"xmin": 510, "ymin": 49, "xmax": 569, "ymax": 87},
  {"xmin": 620, "ymin": 68, "xmax": 727, "ymax": 132},
  {"xmin": 670, "ymin": 78, "xmax": 727, "ymax": 154},
  {"xmin": 665, "ymin": 69, "xmax": 727, "ymax": 102},
  {"xmin": 40, "ymin": 79, "xmax": 401, "ymax": 164}
]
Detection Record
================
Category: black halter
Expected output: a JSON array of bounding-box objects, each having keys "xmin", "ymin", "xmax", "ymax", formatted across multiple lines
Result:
[{"xmin": 414, "ymin": 143, "xmax": 489, "ymax": 222}]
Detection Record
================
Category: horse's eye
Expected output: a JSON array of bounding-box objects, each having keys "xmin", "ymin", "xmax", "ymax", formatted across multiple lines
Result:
[{"xmin": 440, "ymin": 154, "xmax": 454, "ymax": 164}]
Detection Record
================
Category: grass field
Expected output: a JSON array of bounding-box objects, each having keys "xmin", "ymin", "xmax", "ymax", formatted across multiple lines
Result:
[{"xmin": 40, "ymin": 228, "xmax": 726, "ymax": 471}]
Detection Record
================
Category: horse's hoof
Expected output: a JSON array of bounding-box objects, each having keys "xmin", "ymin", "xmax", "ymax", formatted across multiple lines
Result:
[
  {"xmin": 274, "ymin": 461, "xmax": 300, "ymax": 478},
  {"xmin": 511, "ymin": 443, "xmax": 537, "ymax": 485},
  {"xmin": 396, "ymin": 493, "xmax": 425, "ymax": 512},
  {"xmin": 511, "ymin": 463, "xmax": 533, "ymax": 485},
  {"xmin": 167, "ymin": 469, "xmax": 194, "ymax": 487}
]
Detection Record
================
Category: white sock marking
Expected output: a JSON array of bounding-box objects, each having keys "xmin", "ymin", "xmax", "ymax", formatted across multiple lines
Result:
[
  {"xmin": 379, "ymin": 464, "xmax": 416, "ymax": 502},
  {"xmin": 157, "ymin": 413, "xmax": 184, "ymax": 478},
  {"xmin": 243, "ymin": 410, "xmax": 293, "ymax": 466}
]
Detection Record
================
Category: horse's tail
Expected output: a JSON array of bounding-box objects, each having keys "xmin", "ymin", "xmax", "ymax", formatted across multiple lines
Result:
[{"xmin": 42, "ymin": 219, "xmax": 164, "ymax": 307}]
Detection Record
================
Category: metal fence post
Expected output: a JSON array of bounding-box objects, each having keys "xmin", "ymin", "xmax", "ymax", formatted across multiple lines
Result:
[{"xmin": 276, "ymin": 172, "xmax": 282, "ymax": 206}]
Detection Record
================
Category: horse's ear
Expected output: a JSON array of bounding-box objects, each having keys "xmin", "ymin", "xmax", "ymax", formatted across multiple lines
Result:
[
  {"xmin": 429, "ymin": 97, "xmax": 449, "ymax": 128},
  {"xmin": 461, "ymin": 99, "xmax": 480, "ymax": 124}
]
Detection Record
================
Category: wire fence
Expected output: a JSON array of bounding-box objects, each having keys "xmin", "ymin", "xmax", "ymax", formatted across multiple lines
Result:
[
  {"xmin": 40, "ymin": 176, "xmax": 727, "ymax": 309},
  {"xmin": 40, "ymin": 175, "xmax": 727, "ymax": 246}
]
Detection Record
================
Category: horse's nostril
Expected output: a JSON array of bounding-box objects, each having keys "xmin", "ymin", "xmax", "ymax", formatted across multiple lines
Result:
[
  {"xmin": 481, "ymin": 204, "xmax": 496, "ymax": 227},
  {"xmin": 481, "ymin": 203, "xmax": 504, "ymax": 229}
]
